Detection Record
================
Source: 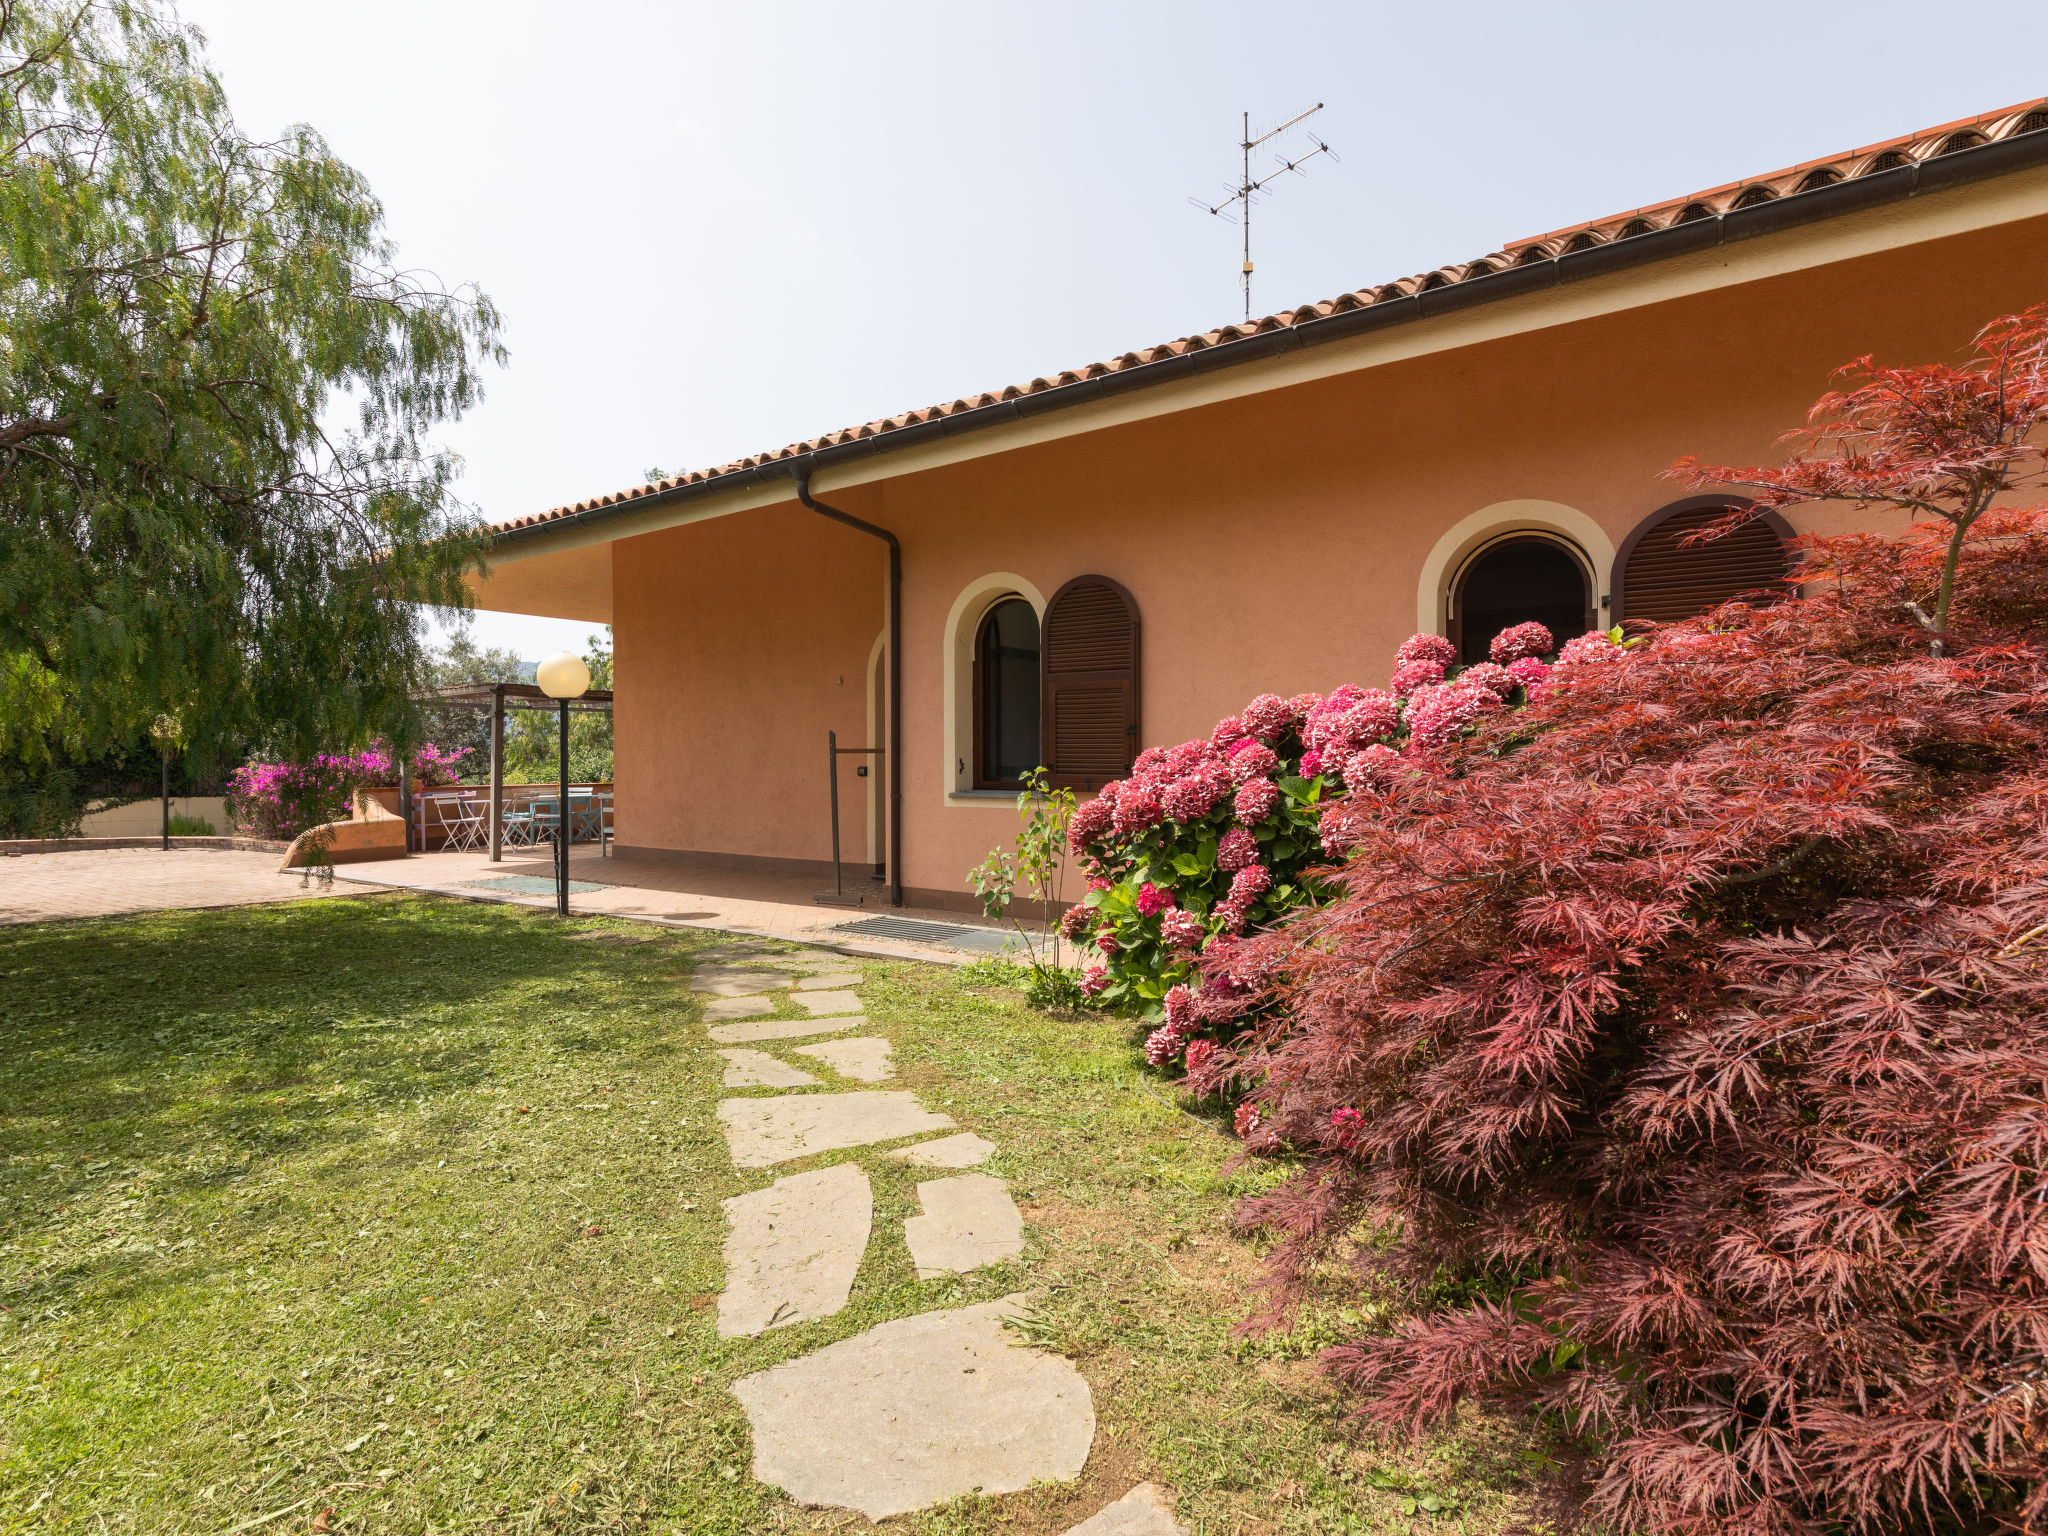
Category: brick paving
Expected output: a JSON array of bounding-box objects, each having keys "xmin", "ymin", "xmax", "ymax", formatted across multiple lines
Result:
[{"xmin": 0, "ymin": 847, "xmax": 378, "ymax": 926}]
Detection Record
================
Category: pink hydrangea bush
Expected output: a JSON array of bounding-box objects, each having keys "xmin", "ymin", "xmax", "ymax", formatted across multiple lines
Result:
[
  {"xmin": 1069, "ymin": 623, "xmax": 1613, "ymax": 1097},
  {"xmin": 227, "ymin": 741, "xmax": 469, "ymax": 840}
]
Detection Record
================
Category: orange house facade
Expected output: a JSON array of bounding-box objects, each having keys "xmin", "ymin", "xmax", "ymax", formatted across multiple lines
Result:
[{"xmin": 470, "ymin": 101, "xmax": 2048, "ymax": 912}]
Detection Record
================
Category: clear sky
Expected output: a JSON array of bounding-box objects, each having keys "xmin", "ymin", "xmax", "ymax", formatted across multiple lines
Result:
[{"xmin": 176, "ymin": 0, "xmax": 2048, "ymax": 660}]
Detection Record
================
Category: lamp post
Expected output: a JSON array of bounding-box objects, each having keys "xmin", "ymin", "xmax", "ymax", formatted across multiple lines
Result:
[
  {"xmin": 148, "ymin": 714, "xmax": 182, "ymax": 851},
  {"xmin": 535, "ymin": 652, "xmax": 591, "ymax": 917}
]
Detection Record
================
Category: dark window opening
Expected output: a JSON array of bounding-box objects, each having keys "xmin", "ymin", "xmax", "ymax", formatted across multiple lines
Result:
[
  {"xmin": 975, "ymin": 598, "xmax": 1041, "ymax": 787},
  {"xmin": 1452, "ymin": 538, "xmax": 1593, "ymax": 665}
]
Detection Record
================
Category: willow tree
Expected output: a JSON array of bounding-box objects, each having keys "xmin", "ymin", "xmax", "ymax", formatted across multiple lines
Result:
[{"xmin": 0, "ymin": 0, "xmax": 503, "ymax": 767}]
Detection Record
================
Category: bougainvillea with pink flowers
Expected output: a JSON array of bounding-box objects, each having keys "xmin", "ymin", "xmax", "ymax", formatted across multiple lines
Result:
[
  {"xmin": 1063, "ymin": 622, "xmax": 1596, "ymax": 1049},
  {"xmin": 228, "ymin": 741, "xmax": 468, "ymax": 839}
]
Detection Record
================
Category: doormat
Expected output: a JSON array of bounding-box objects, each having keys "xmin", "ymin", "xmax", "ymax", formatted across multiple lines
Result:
[
  {"xmin": 825, "ymin": 916, "xmax": 1022, "ymax": 954},
  {"xmin": 458, "ymin": 875, "xmax": 609, "ymax": 896}
]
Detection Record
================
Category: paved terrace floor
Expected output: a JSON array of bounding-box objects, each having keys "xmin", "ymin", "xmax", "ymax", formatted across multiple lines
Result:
[
  {"xmin": 339, "ymin": 846, "xmax": 1023, "ymax": 963},
  {"xmin": 0, "ymin": 843, "xmax": 1030, "ymax": 965}
]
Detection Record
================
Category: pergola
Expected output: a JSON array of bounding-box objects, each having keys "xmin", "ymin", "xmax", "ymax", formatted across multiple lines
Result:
[{"xmin": 424, "ymin": 681, "xmax": 615, "ymax": 861}]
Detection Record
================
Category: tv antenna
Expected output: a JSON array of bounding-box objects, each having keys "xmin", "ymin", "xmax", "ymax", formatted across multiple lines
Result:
[{"xmin": 1190, "ymin": 104, "xmax": 1337, "ymax": 322}]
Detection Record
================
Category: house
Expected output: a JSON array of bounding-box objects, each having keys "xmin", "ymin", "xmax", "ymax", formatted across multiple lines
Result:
[{"xmin": 468, "ymin": 99, "xmax": 2048, "ymax": 912}]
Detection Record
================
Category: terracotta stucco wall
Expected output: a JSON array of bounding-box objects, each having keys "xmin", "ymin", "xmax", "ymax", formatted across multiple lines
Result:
[{"xmin": 605, "ymin": 210, "xmax": 2048, "ymax": 905}]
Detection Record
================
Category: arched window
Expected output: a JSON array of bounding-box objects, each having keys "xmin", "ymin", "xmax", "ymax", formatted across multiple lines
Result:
[
  {"xmin": 1613, "ymin": 499, "xmax": 1795, "ymax": 626},
  {"xmin": 1451, "ymin": 536, "xmax": 1594, "ymax": 664},
  {"xmin": 973, "ymin": 597, "xmax": 1041, "ymax": 788},
  {"xmin": 1042, "ymin": 575, "xmax": 1140, "ymax": 791}
]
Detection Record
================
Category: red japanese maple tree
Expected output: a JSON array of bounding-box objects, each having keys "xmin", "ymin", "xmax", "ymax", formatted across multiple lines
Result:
[
  {"xmin": 1674, "ymin": 306, "xmax": 2048, "ymax": 652},
  {"xmin": 1208, "ymin": 310, "xmax": 2048, "ymax": 1534}
]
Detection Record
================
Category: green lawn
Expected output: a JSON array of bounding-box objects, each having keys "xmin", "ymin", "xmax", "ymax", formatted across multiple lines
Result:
[{"xmin": 0, "ymin": 894, "xmax": 1550, "ymax": 1534}]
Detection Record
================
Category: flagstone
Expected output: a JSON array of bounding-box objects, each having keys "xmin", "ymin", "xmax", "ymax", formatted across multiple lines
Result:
[
  {"xmin": 885, "ymin": 1132, "xmax": 997, "ymax": 1169},
  {"xmin": 731, "ymin": 1296, "xmax": 1094, "ymax": 1519},
  {"xmin": 718, "ymin": 1164, "xmax": 872, "ymax": 1338},
  {"xmin": 709, "ymin": 1016, "xmax": 864, "ymax": 1046},
  {"xmin": 793, "ymin": 1037, "xmax": 894, "ymax": 1083},
  {"xmin": 1060, "ymin": 1484, "xmax": 1185, "ymax": 1536},
  {"xmin": 702, "ymin": 994, "xmax": 781, "ymax": 1022},
  {"xmin": 792, "ymin": 990, "xmax": 864, "ymax": 1016},
  {"xmin": 689, "ymin": 968, "xmax": 791, "ymax": 997},
  {"xmin": 903, "ymin": 1173, "xmax": 1025, "ymax": 1277},
  {"xmin": 718, "ymin": 1091, "xmax": 955, "ymax": 1168},
  {"xmin": 717, "ymin": 1049, "xmax": 820, "ymax": 1089},
  {"xmin": 794, "ymin": 972, "xmax": 863, "ymax": 990}
]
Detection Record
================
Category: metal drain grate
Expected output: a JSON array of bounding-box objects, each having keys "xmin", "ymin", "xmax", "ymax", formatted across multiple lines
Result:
[{"xmin": 827, "ymin": 916, "xmax": 1022, "ymax": 953}]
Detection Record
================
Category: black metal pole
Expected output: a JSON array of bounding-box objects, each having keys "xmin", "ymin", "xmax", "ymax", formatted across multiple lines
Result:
[
  {"xmin": 826, "ymin": 729, "xmax": 843, "ymax": 900},
  {"xmin": 160, "ymin": 749, "xmax": 169, "ymax": 851},
  {"xmin": 556, "ymin": 699, "xmax": 570, "ymax": 917}
]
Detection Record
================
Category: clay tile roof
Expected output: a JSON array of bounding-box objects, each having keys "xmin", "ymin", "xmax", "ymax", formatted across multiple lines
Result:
[{"xmin": 498, "ymin": 97, "xmax": 2048, "ymax": 538}]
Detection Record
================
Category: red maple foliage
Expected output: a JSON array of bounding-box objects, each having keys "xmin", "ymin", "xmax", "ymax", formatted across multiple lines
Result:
[{"xmin": 1211, "ymin": 311, "xmax": 2048, "ymax": 1534}]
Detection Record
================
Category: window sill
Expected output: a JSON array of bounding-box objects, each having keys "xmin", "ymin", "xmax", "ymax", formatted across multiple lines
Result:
[{"xmin": 947, "ymin": 790, "xmax": 1021, "ymax": 806}]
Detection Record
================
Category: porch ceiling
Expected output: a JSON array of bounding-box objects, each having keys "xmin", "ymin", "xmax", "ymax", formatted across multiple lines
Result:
[{"xmin": 468, "ymin": 538, "xmax": 611, "ymax": 622}]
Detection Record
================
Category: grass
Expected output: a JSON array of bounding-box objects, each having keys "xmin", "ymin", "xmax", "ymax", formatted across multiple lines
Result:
[{"xmin": 0, "ymin": 893, "xmax": 1555, "ymax": 1534}]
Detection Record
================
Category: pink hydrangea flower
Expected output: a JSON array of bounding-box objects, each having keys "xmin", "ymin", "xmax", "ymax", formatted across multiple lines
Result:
[
  {"xmin": 1489, "ymin": 621, "xmax": 1554, "ymax": 666},
  {"xmin": 1068, "ymin": 797, "xmax": 1113, "ymax": 852},
  {"xmin": 1344, "ymin": 743, "xmax": 1403, "ymax": 790},
  {"xmin": 1081, "ymin": 966, "xmax": 1110, "ymax": 997},
  {"xmin": 1233, "ymin": 777, "xmax": 1279, "ymax": 825},
  {"xmin": 1112, "ymin": 783, "xmax": 1163, "ymax": 836},
  {"xmin": 1161, "ymin": 908, "xmax": 1204, "ymax": 949},
  {"xmin": 1556, "ymin": 631, "xmax": 1623, "ymax": 668},
  {"xmin": 1086, "ymin": 873, "xmax": 1111, "ymax": 892},
  {"xmin": 1240, "ymin": 693, "xmax": 1294, "ymax": 741},
  {"xmin": 1059, "ymin": 905, "xmax": 1093, "ymax": 942},
  {"xmin": 1456, "ymin": 661, "xmax": 1517, "ymax": 699},
  {"xmin": 1507, "ymin": 655, "xmax": 1551, "ymax": 689},
  {"xmin": 1135, "ymin": 881, "xmax": 1173, "ymax": 917},
  {"xmin": 1390, "ymin": 659, "xmax": 1446, "ymax": 698},
  {"xmin": 1394, "ymin": 633, "xmax": 1458, "ymax": 670},
  {"xmin": 1331, "ymin": 1106, "xmax": 1365, "ymax": 1147},
  {"xmin": 1161, "ymin": 768, "xmax": 1227, "ymax": 822},
  {"xmin": 1233, "ymin": 1101, "xmax": 1265, "ymax": 1140},
  {"xmin": 1300, "ymin": 749, "xmax": 1325, "ymax": 776},
  {"xmin": 1094, "ymin": 927, "xmax": 1122, "ymax": 957},
  {"xmin": 1131, "ymin": 745, "xmax": 1169, "ymax": 777},
  {"xmin": 1403, "ymin": 682, "xmax": 1502, "ymax": 754},
  {"xmin": 1213, "ymin": 895, "xmax": 1250, "ymax": 935},
  {"xmin": 1144, "ymin": 1021, "xmax": 1188, "ymax": 1066},
  {"xmin": 1163, "ymin": 739, "xmax": 1216, "ymax": 776},
  {"xmin": 1226, "ymin": 742, "xmax": 1279, "ymax": 784},
  {"xmin": 1182, "ymin": 1037, "xmax": 1219, "ymax": 1086},
  {"xmin": 1308, "ymin": 687, "xmax": 1399, "ymax": 752},
  {"xmin": 1209, "ymin": 714, "xmax": 1245, "ymax": 747},
  {"xmin": 1230, "ymin": 863, "xmax": 1272, "ymax": 901},
  {"xmin": 1217, "ymin": 826, "xmax": 1259, "ymax": 870},
  {"xmin": 1289, "ymin": 692, "xmax": 1324, "ymax": 720},
  {"xmin": 1163, "ymin": 983, "xmax": 1194, "ymax": 1028}
]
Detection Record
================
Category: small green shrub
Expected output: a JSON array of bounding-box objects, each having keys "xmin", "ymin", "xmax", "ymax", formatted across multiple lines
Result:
[{"xmin": 166, "ymin": 812, "xmax": 216, "ymax": 836}]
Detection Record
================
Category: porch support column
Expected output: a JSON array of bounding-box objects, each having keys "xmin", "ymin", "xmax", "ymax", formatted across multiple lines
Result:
[{"xmin": 488, "ymin": 684, "xmax": 506, "ymax": 862}]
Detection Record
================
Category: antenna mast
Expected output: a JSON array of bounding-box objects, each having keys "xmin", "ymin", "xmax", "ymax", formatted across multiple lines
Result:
[{"xmin": 1190, "ymin": 104, "xmax": 1337, "ymax": 323}]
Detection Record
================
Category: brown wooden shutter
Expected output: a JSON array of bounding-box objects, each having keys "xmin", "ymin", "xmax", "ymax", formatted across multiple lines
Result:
[
  {"xmin": 1040, "ymin": 574, "xmax": 1139, "ymax": 790},
  {"xmin": 1615, "ymin": 500, "xmax": 1796, "ymax": 626}
]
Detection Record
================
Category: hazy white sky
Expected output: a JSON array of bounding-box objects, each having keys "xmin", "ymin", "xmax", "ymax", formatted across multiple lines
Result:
[{"xmin": 177, "ymin": 0, "xmax": 2048, "ymax": 659}]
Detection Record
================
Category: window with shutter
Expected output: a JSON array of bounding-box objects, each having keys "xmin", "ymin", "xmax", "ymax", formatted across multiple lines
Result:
[
  {"xmin": 1040, "ymin": 575, "xmax": 1139, "ymax": 790},
  {"xmin": 1614, "ymin": 499, "xmax": 1796, "ymax": 626}
]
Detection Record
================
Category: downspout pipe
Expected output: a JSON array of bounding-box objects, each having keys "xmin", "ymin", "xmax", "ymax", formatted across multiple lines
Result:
[{"xmin": 793, "ymin": 464, "xmax": 903, "ymax": 909}]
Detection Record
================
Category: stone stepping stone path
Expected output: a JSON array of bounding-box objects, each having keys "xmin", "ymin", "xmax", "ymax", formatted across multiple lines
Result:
[
  {"xmin": 791, "ymin": 990, "xmax": 864, "ymax": 1017},
  {"xmin": 717, "ymin": 1048, "xmax": 820, "ymax": 1089},
  {"xmin": 1061, "ymin": 1484, "xmax": 1186, "ymax": 1536},
  {"xmin": 693, "ymin": 943, "xmax": 1100, "ymax": 1519},
  {"xmin": 793, "ymin": 1036, "xmax": 893, "ymax": 1082},
  {"xmin": 708, "ymin": 1014, "xmax": 864, "ymax": 1045},
  {"xmin": 731, "ymin": 1296, "xmax": 1094, "ymax": 1520},
  {"xmin": 719, "ymin": 1163, "xmax": 872, "ymax": 1338},
  {"xmin": 903, "ymin": 1173, "xmax": 1025, "ymax": 1278},
  {"xmin": 887, "ymin": 1131, "xmax": 997, "ymax": 1168},
  {"xmin": 718, "ymin": 1091, "xmax": 954, "ymax": 1168}
]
